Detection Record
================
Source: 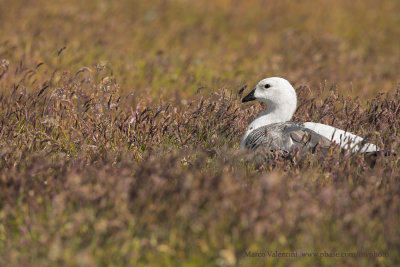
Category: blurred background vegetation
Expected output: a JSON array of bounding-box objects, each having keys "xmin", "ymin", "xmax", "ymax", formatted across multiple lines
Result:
[
  {"xmin": 1, "ymin": 0, "xmax": 400, "ymax": 266},
  {"xmin": 1, "ymin": 0, "xmax": 399, "ymax": 98}
]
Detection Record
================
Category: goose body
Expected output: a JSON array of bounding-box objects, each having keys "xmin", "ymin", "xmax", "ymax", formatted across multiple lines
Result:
[{"xmin": 241, "ymin": 77, "xmax": 379, "ymax": 154}]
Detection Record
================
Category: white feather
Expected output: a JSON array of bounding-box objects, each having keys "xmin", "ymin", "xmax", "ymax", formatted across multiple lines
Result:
[{"xmin": 303, "ymin": 122, "xmax": 378, "ymax": 153}]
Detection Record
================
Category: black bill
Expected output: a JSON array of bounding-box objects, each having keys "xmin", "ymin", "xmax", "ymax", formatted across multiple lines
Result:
[{"xmin": 242, "ymin": 88, "xmax": 257, "ymax": 103}]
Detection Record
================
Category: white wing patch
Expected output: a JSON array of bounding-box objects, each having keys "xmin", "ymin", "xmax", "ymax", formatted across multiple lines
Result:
[{"xmin": 303, "ymin": 122, "xmax": 379, "ymax": 153}]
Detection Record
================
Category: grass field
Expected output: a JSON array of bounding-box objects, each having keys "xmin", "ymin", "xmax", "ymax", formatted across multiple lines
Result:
[{"xmin": 1, "ymin": 0, "xmax": 400, "ymax": 266}]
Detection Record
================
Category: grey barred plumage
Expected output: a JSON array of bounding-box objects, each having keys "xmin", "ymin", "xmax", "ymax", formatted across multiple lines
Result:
[{"xmin": 243, "ymin": 122, "xmax": 333, "ymax": 154}]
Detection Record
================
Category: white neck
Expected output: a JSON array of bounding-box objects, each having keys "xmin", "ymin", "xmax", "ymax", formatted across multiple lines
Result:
[
  {"xmin": 241, "ymin": 99, "xmax": 296, "ymax": 148},
  {"xmin": 250, "ymin": 101, "xmax": 295, "ymax": 128},
  {"xmin": 253, "ymin": 100, "xmax": 294, "ymax": 125}
]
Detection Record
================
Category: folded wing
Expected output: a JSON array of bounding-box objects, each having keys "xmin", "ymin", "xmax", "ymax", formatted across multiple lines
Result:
[
  {"xmin": 302, "ymin": 122, "xmax": 378, "ymax": 153},
  {"xmin": 243, "ymin": 122, "xmax": 333, "ymax": 154}
]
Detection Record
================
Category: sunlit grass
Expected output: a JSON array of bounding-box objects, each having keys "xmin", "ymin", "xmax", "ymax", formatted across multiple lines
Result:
[{"xmin": 0, "ymin": 0, "xmax": 400, "ymax": 266}]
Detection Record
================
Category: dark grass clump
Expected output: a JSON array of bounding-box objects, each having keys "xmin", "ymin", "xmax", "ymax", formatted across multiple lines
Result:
[{"xmin": 0, "ymin": 60, "xmax": 399, "ymax": 266}]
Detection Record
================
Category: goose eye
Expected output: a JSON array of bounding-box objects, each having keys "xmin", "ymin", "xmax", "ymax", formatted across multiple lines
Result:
[{"xmin": 264, "ymin": 84, "xmax": 271, "ymax": 89}]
